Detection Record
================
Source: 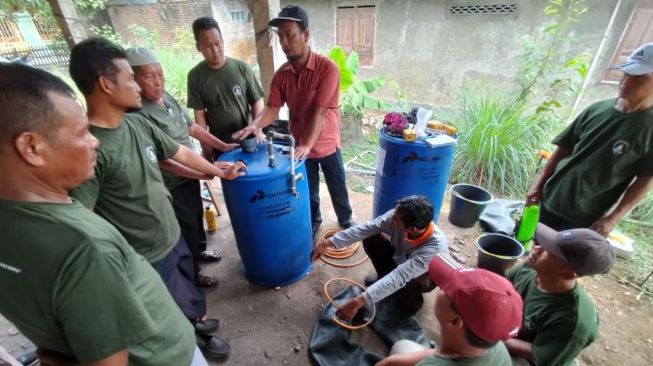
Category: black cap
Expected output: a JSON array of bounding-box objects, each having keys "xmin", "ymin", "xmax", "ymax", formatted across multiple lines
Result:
[
  {"xmin": 535, "ymin": 224, "xmax": 616, "ymax": 277},
  {"xmin": 269, "ymin": 5, "xmax": 308, "ymax": 28}
]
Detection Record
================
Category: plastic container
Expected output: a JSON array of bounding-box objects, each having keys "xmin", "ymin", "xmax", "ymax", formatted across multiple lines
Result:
[
  {"xmin": 218, "ymin": 143, "xmax": 312, "ymax": 287},
  {"xmin": 373, "ymin": 129, "xmax": 456, "ymax": 223},
  {"xmin": 515, "ymin": 204, "xmax": 540, "ymax": 251},
  {"xmin": 204, "ymin": 206, "xmax": 217, "ymax": 233},
  {"xmin": 448, "ymin": 183, "xmax": 493, "ymax": 228},
  {"xmin": 240, "ymin": 136, "xmax": 257, "ymax": 153},
  {"xmin": 476, "ymin": 233, "xmax": 524, "ymax": 276}
]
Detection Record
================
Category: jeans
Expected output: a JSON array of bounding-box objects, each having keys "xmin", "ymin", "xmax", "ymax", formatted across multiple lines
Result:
[{"xmin": 305, "ymin": 149, "xmax": 353, "ymax": 225}]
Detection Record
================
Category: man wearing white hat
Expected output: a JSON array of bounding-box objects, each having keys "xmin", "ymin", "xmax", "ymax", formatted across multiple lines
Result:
[
  {"xmin": 126, "ymin": 47, "xmax": 237, "ymax": 289},
  {"xmin": 527, "ymin": 42, "xmax": 653, "ymax": 234}
]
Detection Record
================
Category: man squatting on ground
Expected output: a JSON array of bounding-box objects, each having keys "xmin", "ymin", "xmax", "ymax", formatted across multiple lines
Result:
[{"xmin": 312, "ymin": 195, "xmax": 448, "ymax": 321}]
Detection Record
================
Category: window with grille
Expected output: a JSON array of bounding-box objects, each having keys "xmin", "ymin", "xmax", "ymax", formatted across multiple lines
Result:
[
  {"xmin": 449, "ymin": 4, "xmax": 518, "ymax": 15},
  {"xmin": 336, "ymin": 5, "xmax": 376, "ymax": 66},
  {"xmin": 231, "ymin": 11, "xmax": 246, "ymax": 23},
  {"xmin": 0, "ymin": 18, "xmax": 22, "ymax": 43}
]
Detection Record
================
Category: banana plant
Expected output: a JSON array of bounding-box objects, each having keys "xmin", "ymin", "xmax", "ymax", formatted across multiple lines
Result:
[{"xmin": 328, "ymin": 46, "xmax": 391, "ymax": 115}]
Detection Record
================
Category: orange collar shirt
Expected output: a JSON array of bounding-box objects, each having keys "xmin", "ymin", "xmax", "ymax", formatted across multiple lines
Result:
[{"xmin": 267, "ymin": 51, "xmax": 341, "ymax": 159}]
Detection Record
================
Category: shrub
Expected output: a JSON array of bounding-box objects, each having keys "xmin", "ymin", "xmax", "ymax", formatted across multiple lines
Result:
[{"xmin": 441, "ymin": 83, "xmax": 550, "ymax": 198}]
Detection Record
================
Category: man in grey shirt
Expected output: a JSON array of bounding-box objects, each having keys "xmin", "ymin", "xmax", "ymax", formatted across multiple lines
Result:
[{"xmin": 311, "ymin": 195, "xmax": 448, "ymax": 320}]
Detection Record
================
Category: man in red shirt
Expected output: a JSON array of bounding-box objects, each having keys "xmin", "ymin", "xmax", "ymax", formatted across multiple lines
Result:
[{"xmin": 234, "ymin": 5, "xmax": 354, "ymax": 236}]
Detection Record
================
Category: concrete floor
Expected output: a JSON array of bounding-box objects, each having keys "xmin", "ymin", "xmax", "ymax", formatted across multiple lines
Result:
[
  {"xmin": 0, "ymin": 181, "xmax": 480, "ymax": 365},
  {"xmin": 201, "ymin": 181, "xmax": 479, "ymax": 365}
]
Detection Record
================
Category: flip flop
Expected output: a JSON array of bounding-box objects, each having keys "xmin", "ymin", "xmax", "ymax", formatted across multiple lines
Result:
[
  {"xmin": 195, "ymin": 318, "xmax": 220, "ymax": 335},
  {"xmin": 195, "ymin": 273, "xmax": 218, "ymax": 288},
  {"xmin": 198, "ymin": 249, "xmax": 222, "ymax": 262},
  {"xmin": 196, "ymin": 334, "xmax": 231, "ymax": 360}
]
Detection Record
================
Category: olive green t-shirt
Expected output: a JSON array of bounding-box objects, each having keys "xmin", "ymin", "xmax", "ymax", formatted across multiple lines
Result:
[
  {"xmin": 70, "ymin": 115, "xmax": 181, "ymax": 263},
  {"xmin": 0, "ymin": 199, "xmax": 195, "ymax": 365},
  {"xmin": 543, "ymin": 99, "xmax": 653, "ymax": 227},
  {"xmin": 416, "ymin": 342, "xmax": 511, "ymax": 365},
  {"xmin": 506, "ymin": 264, "xmax": 598, "ymax": 366},
  {"xmin": 131, "ymin": 92, "xmax": 193, "ymax": 190},
  {"xmin": 187, "ymin": 58, "xmax": 264, "ymax": 143}
]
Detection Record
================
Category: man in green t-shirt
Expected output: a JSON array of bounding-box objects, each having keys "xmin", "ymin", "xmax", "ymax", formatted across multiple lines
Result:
[
  {"xmin": 376, "ymin": 253, "xmax": 522, "ymax": 366},
  {"xmin": 68, "ymin": 37, "xmax": 246, "ymax": 360},
  {"xmin": 504, "ymin": 224, "xmax": 616, "ymax": 366},
  {"xmin": 0, "ymin": 63, "xmax": 204, "ymax": 365},
  {"xmin": 188, "ymin": 16, "xmax": 265, "ymax": 159},
  {"xmin": 126, "ymin": 47, "xmax": 236, "ymax": 288},
  {"xmin": 528, "ymin": 42, "xmax": 653, "ymax": 234}
]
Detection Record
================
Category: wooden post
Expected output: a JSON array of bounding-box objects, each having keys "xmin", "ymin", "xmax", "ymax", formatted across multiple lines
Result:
[
  {"xmin": 246, "ymin": 0, "xmax": 285, "ymax": 100},
  {"xmin": 46, "ymin": 0, "xmax": 88, "ymax": 49}
]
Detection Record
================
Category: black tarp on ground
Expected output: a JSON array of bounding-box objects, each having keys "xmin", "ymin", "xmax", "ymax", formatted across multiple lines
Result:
[{"xmin": 309, "ymin": 286, "xmax": 431, "ymax": 366}]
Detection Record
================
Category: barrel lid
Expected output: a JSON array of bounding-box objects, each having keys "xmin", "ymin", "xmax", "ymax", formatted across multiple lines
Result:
[
  {"xmin": 218, "ymin": 143, "xmax": 301, "ymax": 181},
  {"xmin": 379, "ymin": 129, "xmax": 457, "ymax": 147}
]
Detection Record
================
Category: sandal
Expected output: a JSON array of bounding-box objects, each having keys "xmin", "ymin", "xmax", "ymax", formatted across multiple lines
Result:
[
  {"xmin": 196, "ymin": 334, "xmax": 231, "ymax": 360},
  {"xmin": 198, "ymin": 249, "xmax": 222, "ymax": 262},
  {"xmin": 196, "ymin": 274, "xmax": 218, "ymax": 288}
]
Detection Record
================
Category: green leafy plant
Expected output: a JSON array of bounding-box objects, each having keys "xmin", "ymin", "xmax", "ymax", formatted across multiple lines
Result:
[
  {"xmin": 442, "ymin": 84, "xmax": 546, "ymax": 197},
  {"xmin": 516, "ymin": 0, "xmax": 591, "ymax": 124},
  {"xmin": 328, "ymin": 46, "xmax": 390, "ymax": 116},
  {"xmin": 630, "ymin": 191, "xmax": 653, "ymax": 223}
]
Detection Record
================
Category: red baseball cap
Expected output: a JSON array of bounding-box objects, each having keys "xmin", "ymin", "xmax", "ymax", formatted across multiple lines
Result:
[{"xmin": 428, "ymin": 253, "xmax": 523, "ymax": 343}]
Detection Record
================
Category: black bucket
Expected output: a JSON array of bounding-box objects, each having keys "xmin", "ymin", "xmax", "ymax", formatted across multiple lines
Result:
[
  {"xmin": 476, "ymin": 233, "xmax": 524, "ymax": 276},
  {"xmin": 448, "ymin": 183, "xmax": 492, "ymax": 228}
]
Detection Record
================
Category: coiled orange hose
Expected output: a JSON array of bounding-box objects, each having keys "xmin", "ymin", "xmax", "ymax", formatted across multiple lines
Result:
[
  {"xmin": 318, "ymin": 227, "xmax": 369, "ymax": 268},
  {"xmin": 323, "ymin": 277, "xmax": 376, "ymax": 330}
]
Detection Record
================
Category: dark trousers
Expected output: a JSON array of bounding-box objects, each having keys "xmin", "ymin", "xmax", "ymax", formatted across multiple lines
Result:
[
  {"xmin": 306, "ymin": 149, "xmax": 353, "ymax": 225},
  {"xmin": 362, "ymin": 234, "xmax": 434, "ymax": 313},
  {"xmin": 170, "ymin": 179, "xmax": 207, "ymax": 276},
  {"xmin": 153, "ymin": 235, "xmax": 206, "ymax": 324}
]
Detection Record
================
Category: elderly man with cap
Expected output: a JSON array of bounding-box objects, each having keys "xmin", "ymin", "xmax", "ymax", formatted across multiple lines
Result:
[
  {"xmin": 126, "ymin": 47, "xmax": 236, "ymax": 288},
  {"xmin": 527, "ymin": 42, "xmax": 653, "ymax": 234},
  {"xmin": 233, "ymin": 4, "xmax": 355, "ymax": 236},
  {"xmin": 504, "ymin": 224, "xmax": 616, "ymax": 366},
  {"xmin": 375, "ymin": 253, "xmax": 523, "ymax": 366}
]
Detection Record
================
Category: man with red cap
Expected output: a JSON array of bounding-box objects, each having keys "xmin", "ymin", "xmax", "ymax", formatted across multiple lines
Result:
[
  {"xmin": 376, "ymin": 253, "xmax": 523, "ymax": 365},
  {"xmin": 504, "ymin": 224, "xmax": 616, "ymax": 366}
]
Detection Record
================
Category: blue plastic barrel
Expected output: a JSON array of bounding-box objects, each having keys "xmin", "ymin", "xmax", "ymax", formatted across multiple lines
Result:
[
  {"xmin": 373, "ymin": 130, "xmax": 456, "ymax": 223},
  {"xmin": 218, "ymin": 143, "xmax": 312, "ymax": 287}
]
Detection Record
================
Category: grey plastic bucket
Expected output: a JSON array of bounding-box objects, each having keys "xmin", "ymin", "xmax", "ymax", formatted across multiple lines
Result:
[
  {"xmin": 448, "ymin": 183, "xmax": 493, "ymax": 228},
  {"xmin": 476, "ymin": 233, "xmax": 524, "ymax": 276}
]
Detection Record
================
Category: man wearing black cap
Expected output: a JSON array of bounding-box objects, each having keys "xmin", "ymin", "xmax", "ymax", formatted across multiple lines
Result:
[
  {"xmin": 527, "ymin": 42, "xmax": 653, "ymax": 235},
  {"xmin": 504, "ymin": 224, "xmax": 616, "ymax": 366},
  {"xmin": 233, "ymin": 4, "xmax": 355, "ymax": 236}
]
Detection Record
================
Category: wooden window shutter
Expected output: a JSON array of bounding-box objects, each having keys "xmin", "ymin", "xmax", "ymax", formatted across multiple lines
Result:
[{"xmin": 337, "ymin": 6, "xmax": 376, "ymax": 66}]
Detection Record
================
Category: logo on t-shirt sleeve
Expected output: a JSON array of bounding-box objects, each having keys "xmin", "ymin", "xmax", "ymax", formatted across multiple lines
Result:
[
  {"xmin": 612, "ymin": 140, "xmax": 630, "ymax": 157},
  {"xmin": 233, "ymin": 85, "xmax": 243, "ymax": 97},
  {"xmin": 145, "ymin": 146, "xmax": 157, "ymax": 162}
]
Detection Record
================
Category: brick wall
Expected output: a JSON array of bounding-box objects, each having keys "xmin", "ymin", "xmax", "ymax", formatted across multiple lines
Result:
[{"xmin": 107, "ymin": 0, "xmax": 257, "ymax": 66}]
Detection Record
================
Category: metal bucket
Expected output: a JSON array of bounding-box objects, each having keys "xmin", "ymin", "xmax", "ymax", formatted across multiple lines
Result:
[
  {"xmin": 476, "ymin": 233, "xmax": 524, "ymax": 276},
  {"xmin": 448, "ymin": 183, "xmax": 492, "ymax": 228}
]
